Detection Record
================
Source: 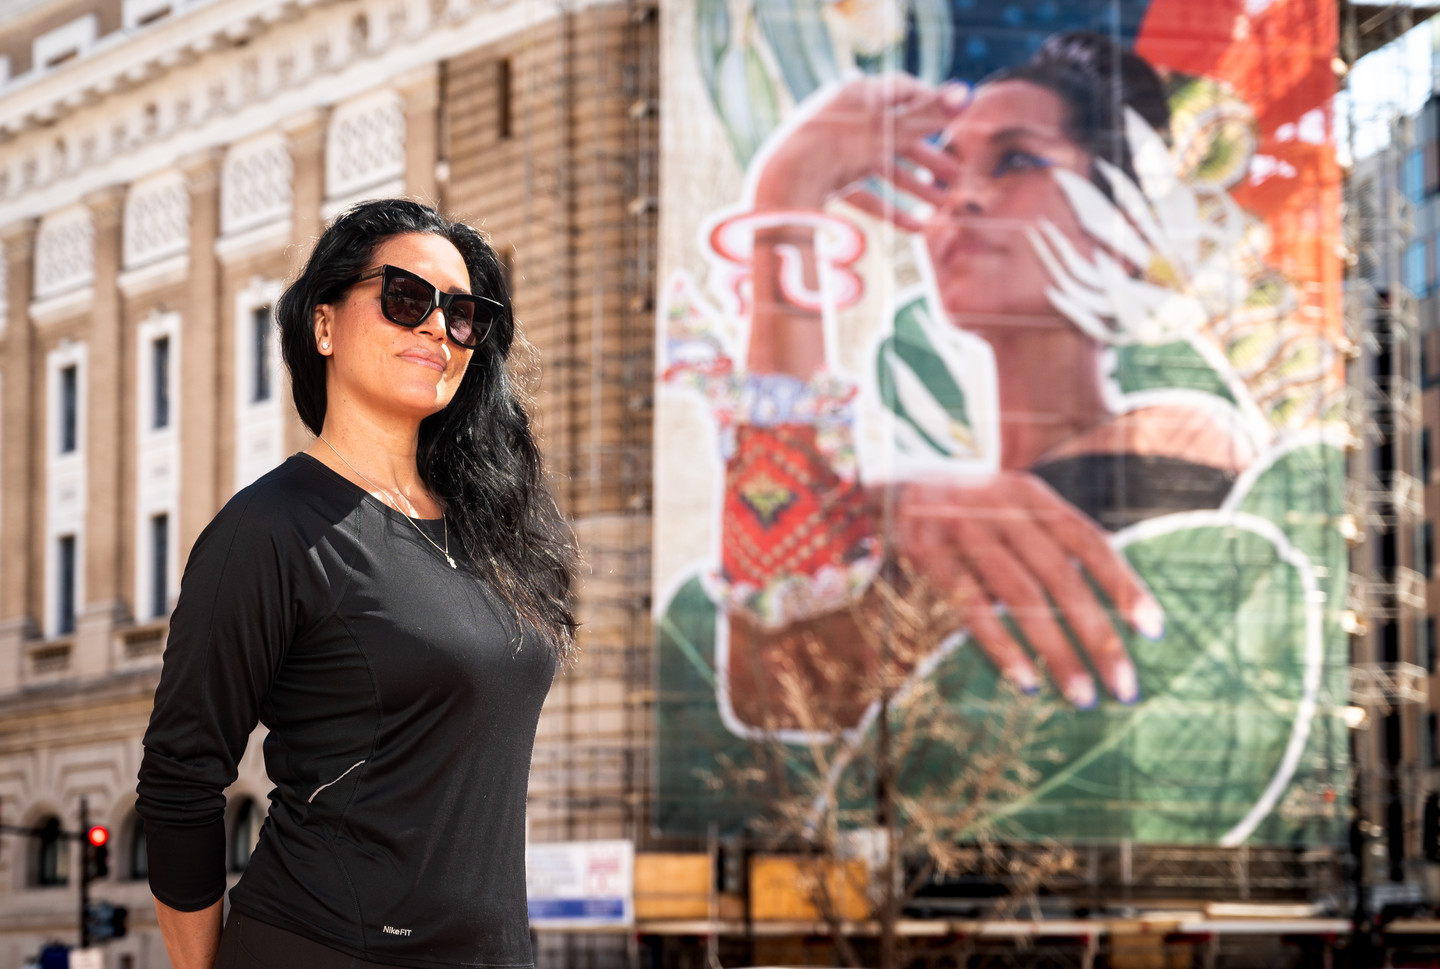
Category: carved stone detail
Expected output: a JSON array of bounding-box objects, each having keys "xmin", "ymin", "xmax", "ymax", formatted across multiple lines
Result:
[
  {"xmin": 0, "ymin": 0, "xmax": 505, "ymax": 221},
  {"xmin": 123, "ymin": 172, "xmax": 189, "ymax": 268},
  {"xmin": 326, "ymin": 90, "xmax": 406, "ymax": 200},
  {"xmin": 221, "ymin": 134, "xmax": 292, "ymax": 236},
  {"xmin": 33, "ymin": 206, "xmax": 94, "ymax": 299}
]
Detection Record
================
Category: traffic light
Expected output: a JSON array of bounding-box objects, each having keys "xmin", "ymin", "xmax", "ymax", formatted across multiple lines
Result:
[
  {"xmin": 85, "ymin": 901, "xmax": 128, "ymax": 941},
  {"xmin": 85, "ymin": 825, "xmax": 109, "ymax": 881}
]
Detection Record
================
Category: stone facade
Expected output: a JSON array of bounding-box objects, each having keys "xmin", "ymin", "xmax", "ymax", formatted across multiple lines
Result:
[{"xmin": 0, "ymin": 0, "xmax": 658, "ymax": 964}]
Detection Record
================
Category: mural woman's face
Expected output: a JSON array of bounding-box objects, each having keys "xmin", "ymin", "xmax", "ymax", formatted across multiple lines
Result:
[{"xmin": 921, "ymin": 79, "xmax": 1094, "ymax": 327}]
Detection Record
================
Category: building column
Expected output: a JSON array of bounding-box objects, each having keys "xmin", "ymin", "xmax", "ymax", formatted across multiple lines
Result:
[
  {"xmin": 282, "ymin": 107, "xmax": 330, "ymax": 454},
  {"xmin": 285, "ymin": 106, "xmax": 330, "ymax": 276},
  {"xmin": 398, "ymin": 64, "xmax": 441, "ymax": 207},
  {"xmin": 0, "ymin": 219, "xmax": 38, "ymax": 691},
  {"xmin": 178, "ymin": 149, "xmax": 223, "ymax": 554},
  {"xmin": 74, "ymin": 185, "xmax": 126, "ymax": 677}
]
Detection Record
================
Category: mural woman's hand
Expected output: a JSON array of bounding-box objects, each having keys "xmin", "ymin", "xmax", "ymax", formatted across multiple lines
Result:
[
  {"xmin": 893, "ymin": 471, "xmax": 1163, "ymax": 708},
  {"xmin": 753, "ymin": 74, "xmax": 967, "ymax": 227}
]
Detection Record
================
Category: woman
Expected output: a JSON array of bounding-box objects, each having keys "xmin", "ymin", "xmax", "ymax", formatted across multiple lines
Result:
[
  {"xmin": 136, "ymin": 199, "xmax": 576, "ymax": 969},
  {"xmin": 714, "ymin": 31, "xmax": 1249, "ymax": 724}
]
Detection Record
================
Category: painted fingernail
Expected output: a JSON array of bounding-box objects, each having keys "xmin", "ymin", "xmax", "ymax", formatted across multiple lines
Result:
[
  {"xmin": 941, "ymin": 82, "xmax": 972, "ymax": 108},
  {"xmin": 1064, "ymin": 674, "xmax": 1097, "ymax": 710},
  {"xmin": 1111, "ymin": 659, "xmax": 1140, "ymax": 705},
  {"xmin": 1130, "ymin": 596, "xmax": 1165, "ymax": 641},
  {"xmin": 1007, "ymin": 665, "xmax": 1040, "ymax": 696}
]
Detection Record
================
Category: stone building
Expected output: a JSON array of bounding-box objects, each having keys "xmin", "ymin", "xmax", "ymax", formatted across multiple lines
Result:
[{"xmin": 0, "ymin": 0, "xmax": 657, "ymax": 964}]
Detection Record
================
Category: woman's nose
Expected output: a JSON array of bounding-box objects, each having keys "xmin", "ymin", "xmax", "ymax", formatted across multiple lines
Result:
[
  {"xmin": 942, "ymin": 167, "xmax": 989, "ymax": 214},
  {"xmin": 417, "ymin": 307, "xmax": 449, "ymax": 342}
]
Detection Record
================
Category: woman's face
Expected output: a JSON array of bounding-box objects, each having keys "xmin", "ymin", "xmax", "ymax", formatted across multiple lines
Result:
[
  {"xmin": 315, "ymin": 232, "xmax": 474, "ymax": 424},
  {"xmin": 921, "ymin": 79, "xmax": 1094, "ymax": 326}
]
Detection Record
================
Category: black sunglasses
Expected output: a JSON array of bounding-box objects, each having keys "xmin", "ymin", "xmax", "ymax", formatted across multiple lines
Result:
[{"xmin": 340, "ymin": 264, "xmax": 501, "ymax": 349}]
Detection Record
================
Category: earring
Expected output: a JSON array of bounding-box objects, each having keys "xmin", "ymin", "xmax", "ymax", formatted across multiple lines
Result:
[{"xmin": 320, "ymin": 341, "xmax": 330, "ymax": 351}]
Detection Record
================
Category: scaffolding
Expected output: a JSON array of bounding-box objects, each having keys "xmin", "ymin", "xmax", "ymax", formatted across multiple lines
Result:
[
  {"xmin": 513, "ymin": 0, "xmax": 1437, "ymax": 928},
  {"xmin": 442, "ymin": 1, "xmax": 1440, "ymax": 963},
  {"xmin": 1340, "ymin": 0, "xmax": 1434, "ymax": 910},
  {"xmin": 523, "ymin": 0, "xmax": 657, "ymax": 831},
  {"xmin": 498, "ymin": 3, "xmax": 659, "ymax": 966}
]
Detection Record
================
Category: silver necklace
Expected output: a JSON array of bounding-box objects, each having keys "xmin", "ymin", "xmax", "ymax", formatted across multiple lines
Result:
[{"xmin": 318, "ymin": 435, "xmax": 456, "ymax": 569}]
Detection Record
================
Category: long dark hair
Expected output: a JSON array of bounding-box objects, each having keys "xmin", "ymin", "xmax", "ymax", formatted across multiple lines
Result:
[
  {"xmin": 276, "ymin": 198, "xmax": 577, "ymax": 657},
  {"xmin": 986, "ymin": 30, "xmax": 1171, "ymax": 187}
]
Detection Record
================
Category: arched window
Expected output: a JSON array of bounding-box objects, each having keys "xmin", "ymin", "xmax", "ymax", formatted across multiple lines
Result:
[
  {"xmin": 34, "ymin": 815, "xmax": 68, "ymax": 886},
  {"xmin": 127, "ymin": 814, "xmax": 147, "ymax": 881},
  {"xmin": 229, "ymin": 798, "xmax": 262, "ymax": 872}
]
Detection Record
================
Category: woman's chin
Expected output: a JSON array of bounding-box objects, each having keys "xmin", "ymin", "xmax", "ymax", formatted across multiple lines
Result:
[
  {"xmin": 938, "ymin": 294, "xmax": 1053, "ymax": 325},
  {"xmin": 370, "ymin": 388, "xmax": 458, "ymax": 422}
]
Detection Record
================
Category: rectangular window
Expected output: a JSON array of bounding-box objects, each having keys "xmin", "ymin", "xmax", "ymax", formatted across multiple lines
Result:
[
  {"xmin": 33, "ymin": 14, "xmax": 96, "ymax": 71},
  {"xmin": 152, "ymin": 336, "xmax": 170, "ymax": 430},
  {"xmin": 252, "ymin": 307, "xmax": 272, "ymax": 403},
  {"xmin": 496, "ymin": 58, "xmax": 512, "ymax": 140},
  {"xmin": 1405, "ymin": 148, "xmax": 1426, "ymax": 204},
  {"xmin": 1425, "ymin": 428, "xmax": 1433, "ymax": 484},
  {"xmin": 59, "ymin": 365, "xmax": 77, "ymax": 454},
  {"xmin": 1428, "ymin": 617, "xmax": 1437, "ymax": 675},
  {"xmin": 57, "ymin": 535, "xmax": 76, "ymax": 636},
  {"xmin": 1407, "ymin": 240, "xmax": 1429, "ymax": 298},
  {"xmin": 150, "ymin": 513, "xmax": 168, "ymax": 619},
  {"xmin": 1426, "ymin": 522, "xmax": 1435, "ymax": 580},
  {"xmin": 1380, "ymin": 530, "xmax": 1398, "ymax": 571}
]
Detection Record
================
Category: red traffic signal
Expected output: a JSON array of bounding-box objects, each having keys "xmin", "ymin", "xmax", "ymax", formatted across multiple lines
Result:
[{"xmin": 87, "ymin": 825, "xmax": 109, "ymax": 848}]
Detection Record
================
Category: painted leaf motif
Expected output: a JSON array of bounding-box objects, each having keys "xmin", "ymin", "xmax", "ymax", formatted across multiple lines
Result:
[
  {"xmin": 755, "ymin": 0, "xmax": 839, "ymax": 104},
  {"xmin": 1114, "ymin": 340, "xmax": 1237, "ymax": 402},
  {"xmin": 695, "ymin": 0, "xmax": 730, "ymax": 106},
  {"xmin": 883, "ymin": 347, "xmax": 972, "ymax": 455},
  {"xmin": 909, "ymin": 0, "xmax": 955, "ymax": 83},
  {"xmin": 697, "ymin": 0, "xmax": 785, "ymax": 166},
  {"xmin": 876, "ymin": 298, "xmax": 974, "ymax": 456}
]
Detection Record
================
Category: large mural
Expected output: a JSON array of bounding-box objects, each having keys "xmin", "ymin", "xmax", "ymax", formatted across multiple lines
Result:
[{"xmin": 654, "ymin": 0, "xmax": 1348, "ymax": 845}]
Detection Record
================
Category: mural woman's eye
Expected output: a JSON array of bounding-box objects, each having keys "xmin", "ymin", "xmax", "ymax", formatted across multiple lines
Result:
[{"xmin": 992, "ymin": 150, "xmax": 1054, "ymax": 177}]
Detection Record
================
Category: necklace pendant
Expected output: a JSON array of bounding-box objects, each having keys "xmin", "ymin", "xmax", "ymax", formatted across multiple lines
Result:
[{"xmin": 446, "ymin": 554, "xmax": 456, "ymax": 569}]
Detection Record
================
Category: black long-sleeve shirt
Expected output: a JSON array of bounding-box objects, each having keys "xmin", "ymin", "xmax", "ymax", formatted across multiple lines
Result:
[{"xmin": 137, "ymin": 454, "xmax": 555, "ymax": 968}]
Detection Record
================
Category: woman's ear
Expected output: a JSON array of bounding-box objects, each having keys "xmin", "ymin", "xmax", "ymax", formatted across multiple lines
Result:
[{"xmin": 314, "ymin": 305, "xmax": 334, "ymax": 356}]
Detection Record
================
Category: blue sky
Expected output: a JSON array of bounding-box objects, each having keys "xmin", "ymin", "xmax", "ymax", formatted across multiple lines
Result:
[{"xmin": 1340, "ymin": 16, "xmax": 1437, "ymax": 162}]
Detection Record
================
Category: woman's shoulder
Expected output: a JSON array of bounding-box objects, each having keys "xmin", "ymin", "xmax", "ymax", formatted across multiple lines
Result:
[{"xmin": 201, "ymin": 454, "xmax": 359, "ymax": 552}]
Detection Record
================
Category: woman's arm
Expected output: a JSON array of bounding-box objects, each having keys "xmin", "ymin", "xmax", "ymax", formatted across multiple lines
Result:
[
  {"xmin": 747, "ymin": 75, "xmax": 963, "ymax": 376},
  {"xmin": 154, "ymin": 898, "xmax": 223, "ymax": 969},
  {"xmin": 136, "ymin": 490, "xmax": 295, "ymax": 930}
]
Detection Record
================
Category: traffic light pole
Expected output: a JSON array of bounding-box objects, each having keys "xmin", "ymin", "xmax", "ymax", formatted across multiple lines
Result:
[
  {"xmin": 78, "ymin": 797, "xmax": 90, "ymax": 949},
  {"xmin": 0, "ymin": 797, "xmax": 121, "ymax": 949}
]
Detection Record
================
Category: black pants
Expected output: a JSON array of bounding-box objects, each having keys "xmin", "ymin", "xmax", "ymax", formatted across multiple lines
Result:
[{"xmin": 216, "ymin": 910, "xmax": 405, "ymax": 969}]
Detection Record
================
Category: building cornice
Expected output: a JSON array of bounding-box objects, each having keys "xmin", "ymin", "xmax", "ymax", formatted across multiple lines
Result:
[
  {"xmin": 214, "ymin": 216, "xmax": 289, "ymax": 262},
  {"xmin": 0, "ymin": 0, "xmax": 338, "ymax": 141},
  {"xmin": 29, "ymin": 285, "xmax": 93, "ymax": 324},
  {"xmin": 0, "ymin": 0, "xmax": 612, "ymax": 227},
  {"xmin": 117, "ymin": 251, "xmax": 190, "ymax": 296}
]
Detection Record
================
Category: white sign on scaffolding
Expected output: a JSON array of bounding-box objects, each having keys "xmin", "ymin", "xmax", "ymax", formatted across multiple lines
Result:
[
  {"xmin": 69, "ymin": 949, "xmax": 102, "ymax": 969},
  {"xmin": 526, "ymin": 839, "xmax": 634, "ymax": 929}
]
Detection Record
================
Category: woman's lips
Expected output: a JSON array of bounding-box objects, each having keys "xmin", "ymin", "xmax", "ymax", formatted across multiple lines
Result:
[
  {"xmin": 399, "ymin": 349, "xmax": 447, "ymax": 372},
  {"xmin": 934, "ymin": 229, "xmax": 1004, "ymax": 268}
]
